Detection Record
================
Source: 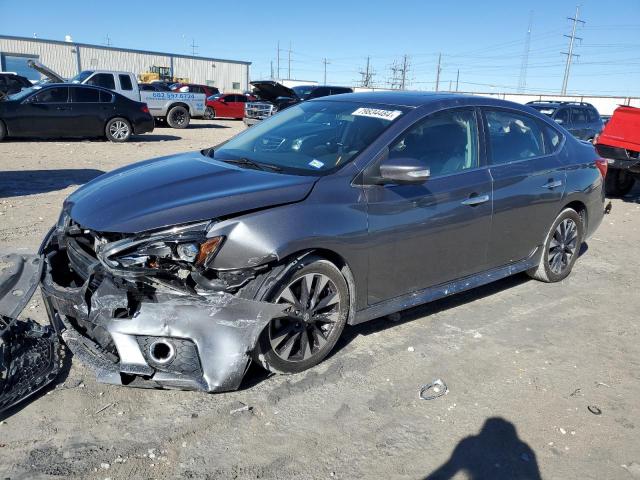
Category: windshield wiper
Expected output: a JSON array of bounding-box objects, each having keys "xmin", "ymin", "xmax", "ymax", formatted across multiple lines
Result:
[{"xmin": 222, "ymin": 157, "xmax": 283, "ymax": 172}]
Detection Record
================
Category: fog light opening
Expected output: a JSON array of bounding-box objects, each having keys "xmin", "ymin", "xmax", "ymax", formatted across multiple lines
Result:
[{"xmin": 148, "ymin": 340, "xmax": 175, "ymax": 364}]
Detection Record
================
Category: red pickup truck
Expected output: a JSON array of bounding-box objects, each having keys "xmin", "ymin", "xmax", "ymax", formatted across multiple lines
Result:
[{"xmin": 595, "ymin": 105, "xmax": 640, "ymax": 196}]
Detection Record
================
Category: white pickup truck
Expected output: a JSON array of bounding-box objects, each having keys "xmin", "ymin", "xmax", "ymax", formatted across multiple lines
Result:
[{"xmin": 28, "ymin": 61, "xmax": 206, "ymax": 129}]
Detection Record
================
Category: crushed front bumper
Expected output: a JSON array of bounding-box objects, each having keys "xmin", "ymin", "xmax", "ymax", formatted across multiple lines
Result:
[{"xmin": 33, "ymin": 232, "xmax": 286, "ymax": 393}]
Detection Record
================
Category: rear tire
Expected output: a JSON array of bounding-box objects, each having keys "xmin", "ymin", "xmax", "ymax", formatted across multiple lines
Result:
[
  {"xmin": 605, "ymin": 169, "xmax": 635, "ymax": 197},
  {"xmin": 0, "ymin": 120, "xmax": 6, "ymax": 142},
  {"xmin": 105, "ymin": 117, "xmax": 131, "ymax": 142},
  {"xmin": 242, "ymin": 256, "xmax": 349, "ymax": 374},
  {"xmin": 527, "ymin": 208, "xmax": 584, "ymax": 283},
  {"xmin": 204, "ymin": 106, "xmax": 215, "ymax": 120},
  {"xmin": 166, "ymin": 105, "xmax": 190, "ymax": 129}
]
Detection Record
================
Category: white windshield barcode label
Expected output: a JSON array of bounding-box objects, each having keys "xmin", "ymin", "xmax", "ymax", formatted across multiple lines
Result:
[{"xmin": 352, "ymin": 107, "xmax": 402, "ymax": 121}]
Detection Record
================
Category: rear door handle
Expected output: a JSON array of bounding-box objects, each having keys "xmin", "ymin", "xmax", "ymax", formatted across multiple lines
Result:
[
  {"xmin": 56, "ymin": 106, "xmax": 70, "ymax": 111},
  {"xmin": 461, "ymin": 194, "xmax": 490, "ymax": 206},
  {"xmin": 542, "ymin": 180, "xmax": 563, "ymax": 189}
]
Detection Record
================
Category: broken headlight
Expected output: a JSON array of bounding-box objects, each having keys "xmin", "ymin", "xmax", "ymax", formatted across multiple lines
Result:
[{"xmin": 96, "ymin": 222, "xmax": 224, "ymax": 274}]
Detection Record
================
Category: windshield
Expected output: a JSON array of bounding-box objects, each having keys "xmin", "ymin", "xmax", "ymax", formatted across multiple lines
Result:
[
  {"xmin": 70, "ymin": 71, "xmax": 94, "ymax": 84},
  {"xmin": 212, "ymin": 100, "xmax": 408, "ymax": 175},
  {"xmin": 529, "ymin": 105, "xmax": 557, "ymax": 117},
  {"xmin": 292, "ymin": 85, "xmax": 315, "ymax": 99}
]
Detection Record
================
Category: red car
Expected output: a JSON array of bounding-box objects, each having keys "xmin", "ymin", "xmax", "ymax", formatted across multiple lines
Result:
[
  {"xmin": 595, "ymin": 105, "xmax": 640, "ymax": 196},
  {"xmin": 205, "ymin": 93, "xmax": 256, "ymax": 120}
]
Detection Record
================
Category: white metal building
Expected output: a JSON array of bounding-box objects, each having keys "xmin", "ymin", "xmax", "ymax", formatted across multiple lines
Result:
[{"xmin": 0, "ymin": 35, "xmax": 251, "ymax": 93}]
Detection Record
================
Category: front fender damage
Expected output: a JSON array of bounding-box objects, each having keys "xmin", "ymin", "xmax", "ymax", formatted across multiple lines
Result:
[{"xmin": 40, "ymin": 243, "xmax": 287, "ymax": 393}]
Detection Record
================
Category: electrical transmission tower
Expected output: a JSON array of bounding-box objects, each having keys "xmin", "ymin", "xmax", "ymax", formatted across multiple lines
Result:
[
  {"xmin": 104, "ymin": 34, "xmax": 112, "ymax": 47},
  {"xmin": 389, "ymin": 55, "xmax": 410, "ymax": 90},
  {"xmin": 561, "ymin": 6, "xmax": 585, "ymax": 95},
  {"xmin": 518, "ymin": 12, "xmax": 533, "ymax": 93},
  {"xmin": 359, "ymin": 56, "xmax": 375, "ymax": 87}
]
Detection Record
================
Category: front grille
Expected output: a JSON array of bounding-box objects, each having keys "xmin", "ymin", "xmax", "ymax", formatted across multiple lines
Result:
[{"xmin": 245, "ymin": 102, "xmax": 274, "ymax": 119}]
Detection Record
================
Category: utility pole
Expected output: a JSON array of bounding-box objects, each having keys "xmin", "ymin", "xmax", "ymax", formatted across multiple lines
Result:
[
  {"xmin": 276, "ymin": 41, "xmax": 281, "ymax": 80},
  {"xmin": 518, "ymin": 11, "xmax": 534, "ymax": 93},
  {"xmin": 322, "ymin": 58, "xmax": 330, "ymax": 84},
  {"xmin": 270, "ymin": 61, "xmax": 274, "ymax": 80},
  {"xmin": 561, "ymin": 6, "xmax": 585, "ymax": 95},
  {"xmin": 288, "ymin": 42, "xmax": 292, "ymax": 79},
  {"xmin": 190, "ymin": 39, "xmax": 199, "ymax": 56},
  {"xmin": 448, "ymin": 80, "xmax": 452, "ymax": 91},
  {"xmin": 400, "ymin": 54, "xmax": 409, "ymax": 90},
  {"xmin": 359, "ymin": 56, "xmax": 375, "ymax": 87},
  {"xmin": 435, "ymin": 53, "xmax": 442, "ymax": 91},
  {"xmin": 455, "ymin": 69, "xmax": 460, "ymax": 91}
]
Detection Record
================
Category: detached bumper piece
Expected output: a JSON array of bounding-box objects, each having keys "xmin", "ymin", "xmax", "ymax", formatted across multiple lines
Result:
[{"xmin": 0, "ymin": 316, "xmax": 63, "ymax": 414}]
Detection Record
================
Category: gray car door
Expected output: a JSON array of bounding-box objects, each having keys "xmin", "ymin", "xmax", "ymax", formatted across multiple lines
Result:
[
  {"xmin": 365, "ymin": 108, "xmax": 493, "ymax": 305},
  {"xmin": 483, "ymin": 108, "xmax": 566, "ymax": 268}
]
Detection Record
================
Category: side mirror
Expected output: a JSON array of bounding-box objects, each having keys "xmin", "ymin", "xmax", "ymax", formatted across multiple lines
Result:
[
  {"xmin": 554, "ymin": 118, "xmax": 564, "ymax": 125},
  {"xmin": 379, "ymin": 157, "xmax": 430, "ymax": 185}
]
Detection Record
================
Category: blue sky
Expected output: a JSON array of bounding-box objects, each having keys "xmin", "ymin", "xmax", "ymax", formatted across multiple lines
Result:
[{"xmin": 1, "ymin": 0, "xmax": 639, "ymax": 95}]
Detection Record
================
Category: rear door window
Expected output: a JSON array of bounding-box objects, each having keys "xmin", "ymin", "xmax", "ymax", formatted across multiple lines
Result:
[
  {"xmin": 484, "ymin": 109, "xmax": 545, "ymax": 164},
  {"xmin": 32, "ymin": 87, "xmax": 69, "ymax": 103},
  {"xmin": 99, "ymin": 90, "xmax": 114, "ymax": 103},
  {"xmin": 118, "ymin": 74, "xmax": 133, "ymax": 91},
  {"xmin": 87, "ymin": 73, "xmax": 116, "ymax": 90},
  {"xmin": 71, "ymin": 87, "xmax": 100, "ymax": 103},
  {"xmin": 571, "ymin": 108, "xmax": 587, "ymax": 124}
]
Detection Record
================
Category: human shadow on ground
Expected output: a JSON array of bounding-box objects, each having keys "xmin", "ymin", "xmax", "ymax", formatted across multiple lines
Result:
[{"xmin": 424, "ymin": 417, "xmax": 542, "ymax": 480}]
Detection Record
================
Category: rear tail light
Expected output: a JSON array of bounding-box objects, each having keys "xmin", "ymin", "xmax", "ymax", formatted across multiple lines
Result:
[
  {"xmin": 141, "ymin": 105, "xmax": 150, "ymax": 114},
  {"xmin": 595, "ymin": 158, "xmax": 608, "ymax": 178}
]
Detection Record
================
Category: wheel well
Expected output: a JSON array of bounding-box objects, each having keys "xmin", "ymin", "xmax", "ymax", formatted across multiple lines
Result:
[
  {"xmin": 278, "ymin": 248, "xmax": 357, "ymax": 323},
  {"xmin": 105, "ymin": 116, "xmax": 131, "ymax": 129},
  {"xmin": 563, "ymin": 200, "xmax": 587, "ymax": 229},
  {"xmin": 168, "ymin": 102, "xmax": 190, "ymax": 113}
]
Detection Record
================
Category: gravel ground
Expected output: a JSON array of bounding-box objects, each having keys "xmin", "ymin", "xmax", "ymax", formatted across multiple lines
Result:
[{"xmin": 1, "ymin": 120, "xmax": 639, "ymax": 480}]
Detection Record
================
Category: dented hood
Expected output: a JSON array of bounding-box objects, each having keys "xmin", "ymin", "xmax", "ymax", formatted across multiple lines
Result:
[{"xmin": 65, "ymin": 152, "xmax": 317, "ymax": 233}]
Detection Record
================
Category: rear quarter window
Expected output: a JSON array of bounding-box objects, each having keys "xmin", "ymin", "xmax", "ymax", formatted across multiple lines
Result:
[{"xmin": 540, "ymin": 122, "xmax": 563, "ymax": 154}]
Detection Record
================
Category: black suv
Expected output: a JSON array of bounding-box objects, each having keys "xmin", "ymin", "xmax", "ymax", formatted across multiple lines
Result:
[
  {"xmin": 527, "ymin": 101, "xmax": 603, "ymax": 142},
  {"xmin": 244, "ymin": 81, "xmax": 353, "ymax": 125},
  {"xmin": 0, "ymin": 73, "xmax": 32, "ymax": 99}
]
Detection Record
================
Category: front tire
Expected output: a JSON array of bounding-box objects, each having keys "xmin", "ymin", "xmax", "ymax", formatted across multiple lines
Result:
[
  {"xmin": 166, "ymin": 105, "xmax": 190, "ymax": 129},
  {"xmin": 605, "ymin": 169, "xmax": 635, "ymax": 197},
  {"xmin": 105, "ymin": 117, "xmax": 131, "ymax": 142},
  {"xmin": 204, "ymin": 106, "xmax": 215, "ymax": 120},
  {"xmin": 249, "ymin": 257, "xmax": 349, "ymax": 374},
  {"xmin": 527, "ymin": 208, "xmax": 584, "ymax": 283}
]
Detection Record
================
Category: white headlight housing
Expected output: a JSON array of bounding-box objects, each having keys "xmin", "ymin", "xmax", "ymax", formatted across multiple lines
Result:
[{"xmin": 177, "ymin": 243, "xmax": 199, "ymax": 262}]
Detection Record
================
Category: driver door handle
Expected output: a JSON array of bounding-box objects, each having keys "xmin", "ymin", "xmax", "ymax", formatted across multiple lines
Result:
[{"xmin": 461, "ymin": 194, "xmax": 490, "ymax": 206}]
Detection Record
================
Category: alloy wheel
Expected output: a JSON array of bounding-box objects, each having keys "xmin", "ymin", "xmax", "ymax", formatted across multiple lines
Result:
[
  {"xmin": 270, "ymin": 273, "xmax": 341, "ymax": 362},
  {"xmin": 548, "ymin": 218, "xmax": 578, "ymax": 274},
  {"xmin": 171, "ymin": 109, "xmax": 187, "ymax": 126},
  {"xmin": 109, "ymin": 121, "xmax": 129, "ymax": 140}
]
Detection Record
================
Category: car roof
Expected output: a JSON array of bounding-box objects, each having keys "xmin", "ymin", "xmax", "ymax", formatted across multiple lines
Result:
[
  {"xmin": 528, "ymin": 101, "xmax": 594, "ymax": 109},
  {"xmin": 318, "ymin": 91, "xmax": 501, "ymax": 108}
]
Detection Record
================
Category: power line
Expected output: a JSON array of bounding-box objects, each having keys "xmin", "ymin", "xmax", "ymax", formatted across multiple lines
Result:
[
  {"xmin": 561, "ymin": 5, "xmax": 585, "ymax": 95},
  {"xmin": 518, "ymin": 11, "xmax": 534, "ymax": 93}
]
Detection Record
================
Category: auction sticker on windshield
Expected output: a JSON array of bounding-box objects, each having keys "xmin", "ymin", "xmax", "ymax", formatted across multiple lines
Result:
[{"xmin": 352, "ymin": 107, "xmax": 402, "ymax": 121}]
